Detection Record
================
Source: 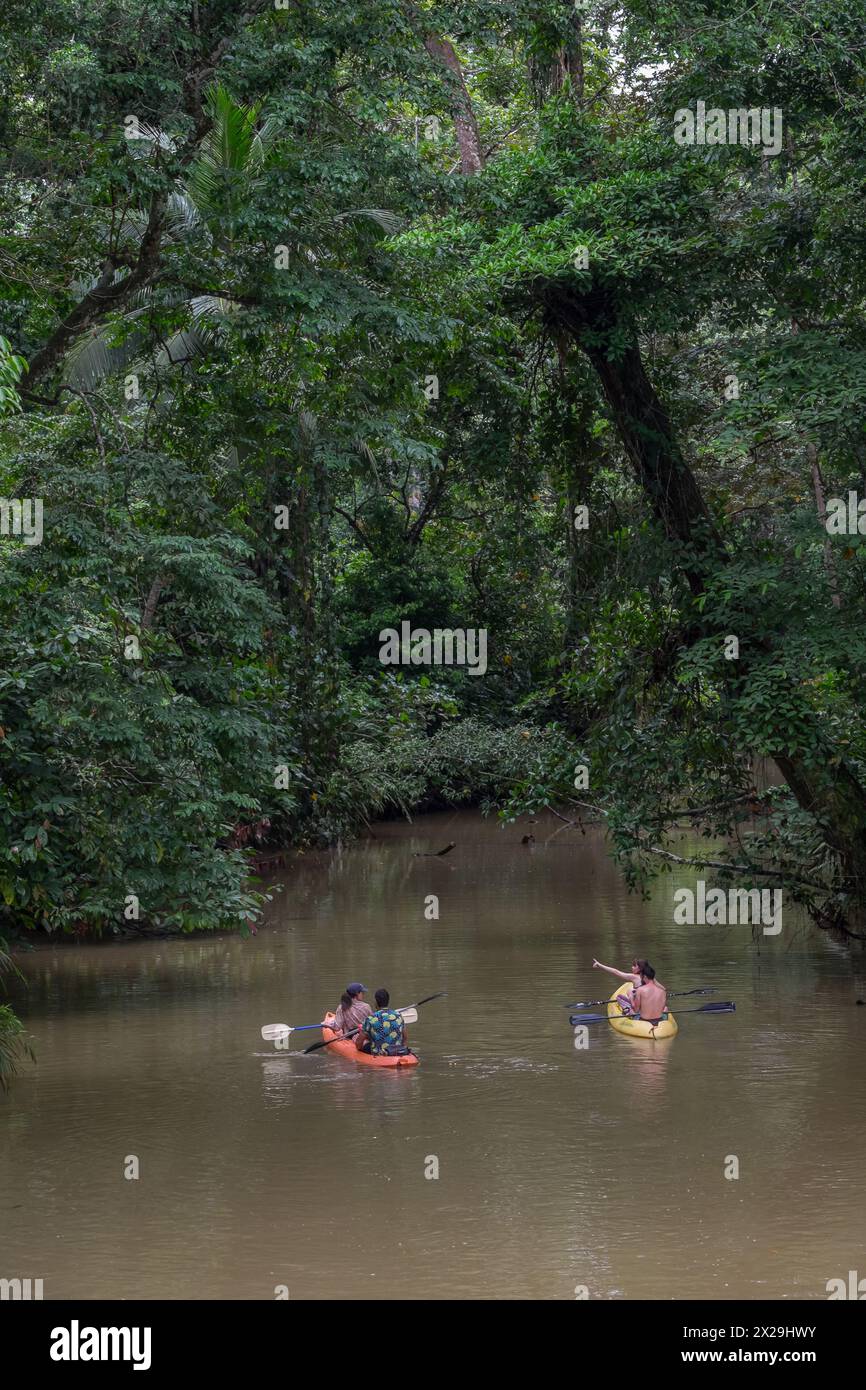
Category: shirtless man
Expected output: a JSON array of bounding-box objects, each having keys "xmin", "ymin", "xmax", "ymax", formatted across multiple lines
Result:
[
  {"xmin": 592, "ymin": 957, "xmax": 666, "ymax": 991},
  {"xmin": 629, "ymin": 963, "xmax": 668, "ymax": 1023},
  {"xmin": 592, "ymin": 956, "xmax": 667, "ymax": 1018}
]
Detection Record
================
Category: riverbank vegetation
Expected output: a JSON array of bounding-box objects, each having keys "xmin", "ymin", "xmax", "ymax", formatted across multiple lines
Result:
[{"xmin": 3, "ymin": 1, "xmax": 866, "ymax": 940}]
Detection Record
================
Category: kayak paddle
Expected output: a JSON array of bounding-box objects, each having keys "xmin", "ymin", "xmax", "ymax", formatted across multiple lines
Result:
[
  {"xmin": 303, "ymin": 991, "xmax": 447, "ymax": 1054},
  {"xmin": 263, "ymin": 1008, "xmax": 419, "ymax": 1043},
  {"xmin": 569, "ymin": 1001, "xmax": 736, "ymax": 1026},
  {"xmin": 262, "ymin": 1021, "xmax": 327, "ymax": 1040},
  {"xmin": 563, "ymin": 986, "xmax": 717, "ymax": 1009}
]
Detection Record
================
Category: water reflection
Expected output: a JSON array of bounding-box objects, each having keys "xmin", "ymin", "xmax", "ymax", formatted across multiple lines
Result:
[{"xmin": 2, "ymin": 809, "xmax": 864, "ymax": 1300}]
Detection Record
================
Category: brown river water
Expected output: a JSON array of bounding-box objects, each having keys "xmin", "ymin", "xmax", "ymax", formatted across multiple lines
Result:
[{"xmin": 2, "ymin": 810, "xmax": 865, "ymax": 1301}]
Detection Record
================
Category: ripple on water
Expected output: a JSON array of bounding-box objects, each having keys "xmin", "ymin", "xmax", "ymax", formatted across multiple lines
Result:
[
  {"xmin": 446, "ymin": 1055, "xmax": 562, "ymax": 1076},
  {"xmin": 259, "ymin": 1058, "xmax": 362, "ymax": 1086}
]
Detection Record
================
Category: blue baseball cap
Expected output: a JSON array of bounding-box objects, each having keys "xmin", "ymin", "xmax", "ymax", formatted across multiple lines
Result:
[{"xmin": 347, "ymin": 982, "xmax": 368, "ymax": 995}]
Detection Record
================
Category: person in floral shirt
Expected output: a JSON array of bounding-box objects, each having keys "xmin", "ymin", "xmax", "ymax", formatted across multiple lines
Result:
[{"xmin": 356, "ymin": 988, "xmax": 408, "ymax": 1056}]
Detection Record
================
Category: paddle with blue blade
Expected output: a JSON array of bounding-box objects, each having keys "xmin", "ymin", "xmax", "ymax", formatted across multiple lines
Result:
[{"xmin": 569, "ymin": 1001, "xmax": 736, "ymax": 1026}]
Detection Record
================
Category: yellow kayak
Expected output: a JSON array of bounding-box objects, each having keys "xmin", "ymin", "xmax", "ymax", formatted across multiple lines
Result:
[{"xmin": 607, "ymin": 982, "xmax": 678, "ymax": 1040}]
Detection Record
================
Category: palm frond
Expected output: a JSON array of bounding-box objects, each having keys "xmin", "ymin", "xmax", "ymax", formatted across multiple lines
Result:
[
  {"xmin": 127, "ymin": 123, "xmax": 178, "ymax": 156},
  {"xmin": 334, "ymin": 208, "xmax": 403, "ymax": 236},
  {"xmin": 154, "ymin": 328, "xmax": 212, "ymax": 369},
  {"xmin": 64, "ymin": 322, "xmax": 147, "ymax": 389},
  {"xmin": 185, "ymin": 85, "xmax": 264, "ymax": 234},
  {"xmin": 165, "ymin": 191, "xmax": 202, "ymax": 236},
  {"xmin": 250, "ymin": 114, "xmax": 284, "ymax": 169},
  {"xmin": 64, "ymin": 288, "xmax": 241, "ymax": 386},
  {"xmin": 298, "ymin": 410, "xmax": 319, "ymax": 454},
  {"xmin": 154, "ymin": 296, "xmax": 241, "ymax": 369},
  {"xmin": 189, "ymin": 294, "xmax": 239, "ymax": 323}
]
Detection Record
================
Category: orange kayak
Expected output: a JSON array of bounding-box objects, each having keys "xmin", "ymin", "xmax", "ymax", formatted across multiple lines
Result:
[{"xmin": 320, "ymin": 1013, "xmax": 419, "ymax": 1067}]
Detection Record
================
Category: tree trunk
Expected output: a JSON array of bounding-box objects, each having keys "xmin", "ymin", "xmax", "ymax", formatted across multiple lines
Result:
[
  {"xmin": 554, "ymin": 337, "xmax": 596, "ymax": 645},
  {"xmin": 586, "ymin": 343, "xmax": 718, "ymax": 570},
  {"xmin": 141, "ymin": 574, "xmax": 167, "ymax": 631},
  {"xmin": 549, "ymin": 282, "xmax": 721, "ymax": 597},
  {"xmin": 23, "ymin": 196, "xmax": 166, "ymax": 394},
  {"xmin": 529, "ymin": 1, "xmax": 585, "ymax": 106},
  {"xmin": 423, "ymin": 36, "xmax": 484, "ymax": 174},
  {"xmin": 548, "ymin": 287, "xmax": 866, "ymax": 902}
]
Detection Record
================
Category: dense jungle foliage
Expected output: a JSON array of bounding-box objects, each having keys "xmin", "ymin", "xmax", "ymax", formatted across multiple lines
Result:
[{"xmin": 2, "ymin": 0, "xmax": 866, "ymax": 954}]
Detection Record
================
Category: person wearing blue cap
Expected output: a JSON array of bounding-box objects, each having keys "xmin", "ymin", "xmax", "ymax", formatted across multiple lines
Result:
[{"xmin": 331, "ymin": 983, "xmax": 371, "ymax": 1036}]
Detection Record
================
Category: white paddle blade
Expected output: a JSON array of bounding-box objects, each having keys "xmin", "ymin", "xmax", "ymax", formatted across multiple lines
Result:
[
  {"xmin": 261, "ymin": 1024, "xmax": 291, "ymax": 1041},
  {"xmin": 397, "ymin": 1007, "xmax": 418, "ymax": 1024}
]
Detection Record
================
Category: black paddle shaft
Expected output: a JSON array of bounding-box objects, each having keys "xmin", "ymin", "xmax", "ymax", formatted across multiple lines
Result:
[
  {"xmin": 563, "ymin": 986, "xmax": 716, "ymax": 1009},
  {"xmin": 569, "ymin": 1002, "xmax": 736, "ymax": 1026}
]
